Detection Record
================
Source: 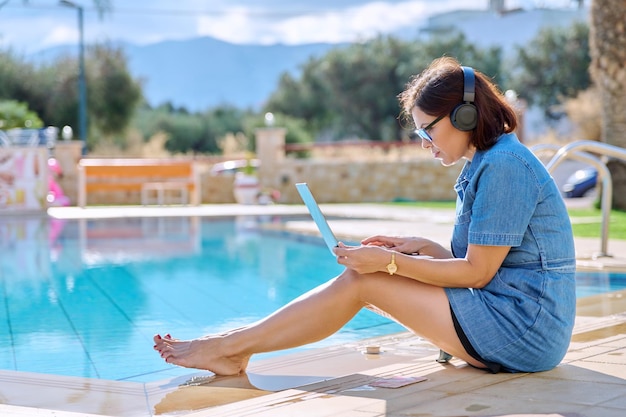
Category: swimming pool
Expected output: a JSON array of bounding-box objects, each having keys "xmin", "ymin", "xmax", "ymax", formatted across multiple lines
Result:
[
  {"xmin": 0, "ymin": 215, "xmax": 404, "ymax": 382},
  {"xmin": 1, "ymin": 215, "xmax": 624, "ymax": 382}
]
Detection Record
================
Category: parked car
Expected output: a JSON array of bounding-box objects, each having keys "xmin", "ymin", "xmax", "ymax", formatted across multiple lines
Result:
[{"xmin": 562, "ymin": 168, "xmax": 598, "ymax": 198}]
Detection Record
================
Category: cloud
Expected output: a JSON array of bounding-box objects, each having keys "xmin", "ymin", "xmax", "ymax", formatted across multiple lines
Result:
[
  {"xmin": 195, "ymin": 0, "xmax": 464, "ymax": 45},
  {"xmin": 45, "ymin": 25, "xmax": 80, "ymax": 48},
  {"xmin": 0, "ymin": 12, "xmax": 76, "ymax": 52},
  {"xmin": 0, "ymin": 0, "xmax": 578, "ymax": 53}
]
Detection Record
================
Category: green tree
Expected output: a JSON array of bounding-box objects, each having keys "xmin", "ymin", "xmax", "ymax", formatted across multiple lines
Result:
[
  {"xmin": 139, "ymin": 104, "xmax": 249, "ymax": 155},
  {"xmin": 37, "ymin": 56, "xmax": 82, "ymax": 132},
  {"xmin": 161, "ymin": 112, "xmax": 209, "ymax": 154},
  {"xmin": 407, "ymin": 32, "xmax": 503, "ymax": 84},
  {"xmin": 0, "ymin": 49, "xmax": 39, "ymax": 105},
  {"xmin": 0, "ymin": 43, "xmax": 142, "ymax": 150},
  {"xmin": 265, "ymin": 33, "xmax": 503, "ymax": 142},
  {"xmin": 263, "ymin": 51, "xmax": 341, "ymax": 139},
  {"xmin": 0, "ymin": 53, "xmax": 81, "ymax": 132},
  {"xmin": 87, "ymin": 44, "xmax": 142, "ymax": 142},
  {"xmin": 320, "ymin": 36, "xmax": 413, "ymax": 141},
  {"xmin": 0, "ymin": 99, "xmax": 43, "ymax": 129},
  {"xmin": 509, "ymin": 22, "xmax": 591, "ymax": 119}
]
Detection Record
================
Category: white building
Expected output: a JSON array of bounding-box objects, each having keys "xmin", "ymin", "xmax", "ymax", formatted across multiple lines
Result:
[{"xmin": 422, "ymin": 4, "xmax": 589, "ymax": 57}]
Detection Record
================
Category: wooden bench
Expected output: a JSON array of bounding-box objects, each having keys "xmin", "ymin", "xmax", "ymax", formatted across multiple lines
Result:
[{"xmin": 77, "ymin": 158, "xmax": 200, "ymax": 207}]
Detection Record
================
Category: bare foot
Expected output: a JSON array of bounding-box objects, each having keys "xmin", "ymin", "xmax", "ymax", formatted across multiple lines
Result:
[{"xmin": 153, "ymin": 334, "xmax": 250, "ymax": 376}]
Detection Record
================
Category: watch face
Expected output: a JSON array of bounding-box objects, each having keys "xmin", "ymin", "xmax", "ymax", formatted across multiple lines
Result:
[{"xmin": 387, "ymin": 263, "xmax": 397, "ymax": 275}]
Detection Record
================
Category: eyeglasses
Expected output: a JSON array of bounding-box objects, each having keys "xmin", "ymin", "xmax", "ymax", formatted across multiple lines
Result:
[{"xmin": 415, "ymin": 114, "xmax": 445, "ymax": 144}]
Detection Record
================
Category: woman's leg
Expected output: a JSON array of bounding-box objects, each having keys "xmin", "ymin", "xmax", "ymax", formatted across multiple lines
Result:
[{"xmin": 153, "ymin": 269, "xmax": 485, "ymax": 375}]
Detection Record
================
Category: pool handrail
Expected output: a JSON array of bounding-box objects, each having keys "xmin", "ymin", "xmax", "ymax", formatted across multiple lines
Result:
[{"xmin": 532, "ymin": 140, "xmax": 626, "ymax": 258}]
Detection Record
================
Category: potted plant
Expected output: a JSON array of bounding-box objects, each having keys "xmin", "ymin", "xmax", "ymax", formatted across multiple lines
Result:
[{"xmin": 233, "ymin": 154, "xmax": 260, "ymax": 204}]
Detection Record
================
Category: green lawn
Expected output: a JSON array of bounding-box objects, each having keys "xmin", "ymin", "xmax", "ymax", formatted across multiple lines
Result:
[
  {"xmin": 568, "ymin": 208, "xmax": 626, "ymax": 240},
  {"xmin": 389, "ymin": 201, "xmax": 626, "ymax": 240}
]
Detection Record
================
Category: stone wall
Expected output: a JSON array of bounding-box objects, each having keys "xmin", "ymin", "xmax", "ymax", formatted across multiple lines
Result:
[
  {"xmin": 258, "ymin": 158, "xmax": 460, "ymax": 204},
  {"xmin": 53, "ymin": 132, "xmax": 460, "ymax": 206}
]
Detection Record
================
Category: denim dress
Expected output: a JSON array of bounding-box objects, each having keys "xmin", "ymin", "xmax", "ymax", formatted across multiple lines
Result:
[{"xmin": 444, "ymin": 133, "xmax": 576, "ymax": 372}]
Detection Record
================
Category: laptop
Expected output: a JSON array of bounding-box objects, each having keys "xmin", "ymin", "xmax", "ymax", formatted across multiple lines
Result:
[{"xmin": 295, "ymin": 183, "xmax": 339, "ymax": 256}]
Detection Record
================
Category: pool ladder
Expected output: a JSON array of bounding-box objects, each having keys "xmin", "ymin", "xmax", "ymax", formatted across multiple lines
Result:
[{"xmin": 531, "ymin": 140, "xmax": 626, "ymax": 258}]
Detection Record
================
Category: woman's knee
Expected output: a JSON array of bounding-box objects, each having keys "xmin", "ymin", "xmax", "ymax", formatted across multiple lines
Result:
[
  {"xmin": 334, "ymin": 268, "xmax": 363, "ymax": 290},
  {"xmin": 333, "ymin": 269, "xmax": 375, "ymax": 303}
]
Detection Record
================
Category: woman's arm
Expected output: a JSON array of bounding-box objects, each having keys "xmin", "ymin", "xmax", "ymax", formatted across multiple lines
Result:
[
  {"xmin": 334, "ymin": 243, "xmax": 510, "ymax": 289},
  {"xmin": 396, "ymin": 244, "xmax": 510, "ymax": 288}
]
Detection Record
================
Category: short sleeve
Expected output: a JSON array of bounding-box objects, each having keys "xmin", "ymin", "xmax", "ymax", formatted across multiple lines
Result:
[{"xmin": 467, "ymin": 153, "xmax": 539, "ymax": 247}]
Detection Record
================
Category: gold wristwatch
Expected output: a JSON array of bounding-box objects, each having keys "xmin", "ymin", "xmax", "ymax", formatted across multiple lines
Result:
[{"xmin": 386, "ymin": 252, "xmax": 397, "ymax": 275}]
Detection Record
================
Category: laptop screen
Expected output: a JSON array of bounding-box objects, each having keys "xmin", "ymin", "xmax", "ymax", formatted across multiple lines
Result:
[{"xmin": 295, "ymin": 183, "xmax": 339, "ymax": 256}]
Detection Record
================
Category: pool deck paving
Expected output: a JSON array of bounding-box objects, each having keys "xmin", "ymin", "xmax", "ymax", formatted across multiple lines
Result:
[{"xmin": 2, "ymin": 200, "xmax": 626, "ymax": 417}]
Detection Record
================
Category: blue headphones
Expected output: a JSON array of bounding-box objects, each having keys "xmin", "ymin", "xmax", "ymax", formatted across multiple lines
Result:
[{"xmin": 450, "ymin": 66, "xmax": 478, "ymax": 131}]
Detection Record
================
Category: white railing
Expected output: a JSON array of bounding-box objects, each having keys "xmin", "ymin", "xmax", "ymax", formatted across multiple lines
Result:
[
  {"xmin": 0, "ymin": 131, "xmax": 10, "ymax": 147},
  {"xmin": 532, "ymin": 140, "xmax": 626, "ymax": 258}
]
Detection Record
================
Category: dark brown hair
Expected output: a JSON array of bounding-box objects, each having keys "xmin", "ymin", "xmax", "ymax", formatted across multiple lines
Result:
[{"xmin": 399, "ymin": 56, "xmax": 517, "ymax": 150}]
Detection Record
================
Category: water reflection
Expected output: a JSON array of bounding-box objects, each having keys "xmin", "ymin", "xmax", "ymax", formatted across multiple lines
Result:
[{"xmin": 0, "ymin": 215, "xmax": 201, "ymax": 378}]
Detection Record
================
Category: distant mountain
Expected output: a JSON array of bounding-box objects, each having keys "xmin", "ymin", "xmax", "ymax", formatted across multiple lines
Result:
[
  {"xmin": 29, "ymin": 37, "xmax": 341, "ymax": 112},
  {"xmin": 125, "ymin": 37, "xmax": 344, "ymax": 111}
]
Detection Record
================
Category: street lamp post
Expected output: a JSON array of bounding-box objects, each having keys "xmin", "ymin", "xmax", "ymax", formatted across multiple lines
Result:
[{"xmin": 60, "ymin": 0, "xmax": 87, "ymax": 155}]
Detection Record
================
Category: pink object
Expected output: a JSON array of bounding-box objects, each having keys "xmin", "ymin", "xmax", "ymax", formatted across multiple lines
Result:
[
  {"xmin": 47, "ymin": 158, "xmax": 70, "ymax": 206},
  {"xmin": 48, "ymin": 158, "xmax": 62, "ymax": 175}
]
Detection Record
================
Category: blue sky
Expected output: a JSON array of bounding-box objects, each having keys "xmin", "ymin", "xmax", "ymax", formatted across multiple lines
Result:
[{"xmin": 0, "ymin": 0, "xmax": 579, "ymax": 53}]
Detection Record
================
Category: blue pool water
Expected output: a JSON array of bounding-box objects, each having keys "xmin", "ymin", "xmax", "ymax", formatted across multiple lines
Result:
[{"xmin": 0, "ymin": 215, "xmax": 624, "ymax": 382}]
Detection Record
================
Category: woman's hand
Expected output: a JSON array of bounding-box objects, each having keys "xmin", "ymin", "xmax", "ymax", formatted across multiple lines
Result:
[
  {"xmin": 333, "ymin": 242, "xmax": 391, "ymax": 275},
  {"xmin": 361, "ymin": 235, "xmax": 423, "ymax": 255},
  {"xmin": 362, "ymin": 235, "xmax": 453, "ymax": 260}
]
